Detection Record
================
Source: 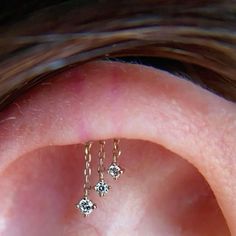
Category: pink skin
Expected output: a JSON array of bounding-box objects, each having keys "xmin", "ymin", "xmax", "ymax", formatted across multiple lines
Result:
[{"xmin": 0, "ymin": 61, "xmax": 235, "ymax": 235}]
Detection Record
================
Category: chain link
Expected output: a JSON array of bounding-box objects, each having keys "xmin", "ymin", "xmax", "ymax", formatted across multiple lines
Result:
[
  {"xmin": 98, "ymin": 140, "xmax": 106, "ymax": 180},
  {"xmin": 113, "ymin": 139, "xmax": 121, "ymax": 163},
  {"xmin": 83, "ymin": 141, "xmax": 92, "ymax": 197}
]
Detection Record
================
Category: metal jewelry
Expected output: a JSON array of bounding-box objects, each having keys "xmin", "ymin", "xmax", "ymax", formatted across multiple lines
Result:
[
  {"xmin": 94, "ymin": 140, "xmax": 111, "ymax": 197},
  {"xmin": 76, "ymin": 142, "xmax": 96, "ymax": 217},
  {"xmin": 108, "ymin": 139, "xmax": 124, "ymax": 180}
]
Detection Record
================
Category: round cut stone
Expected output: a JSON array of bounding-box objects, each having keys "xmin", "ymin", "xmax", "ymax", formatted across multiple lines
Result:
[
  {"xmin": 76, "ymin": 197, "xmax": 96, "ymax": 216},
  {"xmin": 108, "ymin": 163, "xmax": 123, "ymax": 179},
  {"xmin": 95, "ymin": 180, "xmax": 110, "ymax": 196}
]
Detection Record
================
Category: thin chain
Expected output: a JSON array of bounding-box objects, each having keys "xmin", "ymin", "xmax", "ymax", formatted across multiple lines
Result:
[
  {"xmin": 113, "ymin": 139, "xmax": 121, "ymax": 163},
  {"xmin": 84, "ymin": 141, "xmax": 92, "ymax": 197},
  {"xmin": 98, "ymin": 140, "xmax": 106, "ymax": 180}
]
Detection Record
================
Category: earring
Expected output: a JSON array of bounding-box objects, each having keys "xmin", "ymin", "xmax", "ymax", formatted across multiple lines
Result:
[
  {"xmin": 94, "ymin": 140, "xmax": 111, "ymax": 197},
  {"xmin": 108, "ymin": 139, "xmax": 124, "ymax": 180},
  {"xmin": 76, "ymin": 142, "xmax": 96, "ymax": 217}
]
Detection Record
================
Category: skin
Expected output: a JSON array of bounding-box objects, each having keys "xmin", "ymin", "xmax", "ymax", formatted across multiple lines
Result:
[{"xmin": 0, "ymin": 61, "xmax": 235, "ymax": 235}]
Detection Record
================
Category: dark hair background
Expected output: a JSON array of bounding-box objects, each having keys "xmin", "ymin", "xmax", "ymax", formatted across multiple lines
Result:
[{"xmin": 0, "ymin": 0, "xmax": 235, "ymax": 110}]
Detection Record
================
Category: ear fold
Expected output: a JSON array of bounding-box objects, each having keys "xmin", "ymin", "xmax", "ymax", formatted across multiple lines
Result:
[{"xmin": 0, "ymin": 61, "xmax": 235, "ymax": 233}]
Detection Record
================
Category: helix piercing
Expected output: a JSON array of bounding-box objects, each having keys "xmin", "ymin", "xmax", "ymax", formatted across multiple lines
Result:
[
  {"xmin": 108, "ymin": 139, "xmax": 124, "ymax": 180},
  {"xmin": 94, "ymin": 140, "xmax": 111, "ymax": 197},
  {"xmin": 76, "ymin": 142, "xmax": 96, "ymax": 217}
]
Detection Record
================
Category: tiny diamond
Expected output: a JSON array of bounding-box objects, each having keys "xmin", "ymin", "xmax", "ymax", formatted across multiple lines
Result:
[
  {"xmin": 76, "ymin": 197, "xmax": 96, "ymax": 216},
  {"xmin": 108, "ymin": 163, "xmax": 123, "ymax": 180},
  {"xmin": 95, "ymin": 180, "xmax": 110, "ymax": 196}
]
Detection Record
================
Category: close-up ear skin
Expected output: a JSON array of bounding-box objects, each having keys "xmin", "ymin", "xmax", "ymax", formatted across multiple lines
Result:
[
  {"xmin": 0, "ymin": 1, "xmax": 236, "ymax": 236},
  {"xmin": 0, "ymin": 61, "xmax": 235, "ymax": 235}
]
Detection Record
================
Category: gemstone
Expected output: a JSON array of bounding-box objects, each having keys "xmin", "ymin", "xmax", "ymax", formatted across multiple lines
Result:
[
  {"xmin": 95, "ymin": 180, "xmax": 110, "ymax": 196},
  {"xmin": 108, "ymin": 163, "xmax": 123, "ymax": 180},
  {"xmin": 76, "ymin": 197, "xmax": 96, "ymax": 216}
]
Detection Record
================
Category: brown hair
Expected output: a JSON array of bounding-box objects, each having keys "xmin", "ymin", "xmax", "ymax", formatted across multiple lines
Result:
[{"xmin": 0, "ymin": 0, "xmax": 235, "ymax": 110}]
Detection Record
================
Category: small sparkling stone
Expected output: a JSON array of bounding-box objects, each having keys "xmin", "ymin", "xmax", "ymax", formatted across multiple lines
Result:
[
  {"xmin": 76, "ymin": 197, "xmax": 96, "ymax": 216},
  {"xmin": 108, "ymin": 163, "xmax": 123, "ymax": 179},
  {"xmin": 95, "ymin": 180, "xmax": 110, "ymax": 196}
]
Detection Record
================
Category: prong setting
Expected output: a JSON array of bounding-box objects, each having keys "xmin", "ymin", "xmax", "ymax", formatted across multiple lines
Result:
[
  {"xmin": 76, "ymin": 197, "xmax": 96, "ymax": 217},
  {"xmin": 108, "ymin": 162, "xmax": 124, "ymax": 180},
  {"xmin": 94, "ymin": 180, "xmax": 111, "ymax": 197}
]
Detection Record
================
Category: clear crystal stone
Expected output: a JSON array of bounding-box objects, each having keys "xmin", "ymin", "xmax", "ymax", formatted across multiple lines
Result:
[
  {"xmin": 76, "ymin": 197, "xmax": 96, "ymax": 216},
  {"xmin": 95, "ymin": 180, "xmax": 110, "ymax": 196},
  {"xmin": 108, "ymin": 163, "xmax": 123, "ymax": 179}
]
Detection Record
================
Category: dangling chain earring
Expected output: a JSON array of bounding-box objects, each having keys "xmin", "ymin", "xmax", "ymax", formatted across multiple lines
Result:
[
  {"xmin": 108, "ymin": 139, "xmax": 124, "ymax": 180},
  {"xmin": 76, "ymin": 139, "xmax": 124, "ymax": 216},
  {"xmin": 94, "ymin": 140, "xmax": 111, "ymax": 197},
  {"xmin": 76, "ymin": 142, "xmax": 96, "ymax": 217}
]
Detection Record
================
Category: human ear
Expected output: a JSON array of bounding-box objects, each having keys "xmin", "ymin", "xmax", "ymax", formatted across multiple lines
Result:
[{"xmin": 0, "ymin": 61, "xmax": 235, "ymax": 235}]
